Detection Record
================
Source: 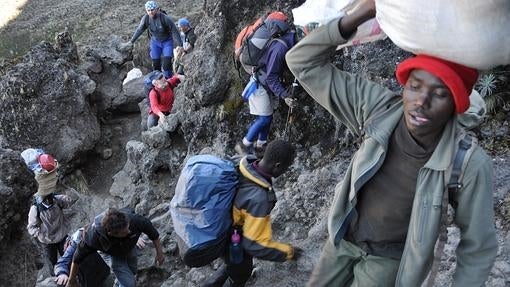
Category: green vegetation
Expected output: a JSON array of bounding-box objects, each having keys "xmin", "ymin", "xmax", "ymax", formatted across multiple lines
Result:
[{"xmin": 476, "ymin": 67, "xmax": 510, "ymax": 114}]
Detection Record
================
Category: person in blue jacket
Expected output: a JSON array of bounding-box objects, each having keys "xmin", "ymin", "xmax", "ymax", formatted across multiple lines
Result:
[
  {"xmin": 235, "ymin": 12, "xmax": 297, "ymax": 156},
  {"xmin": 122, "ymin": 1, "xmax": 183, "ymax": 78}
]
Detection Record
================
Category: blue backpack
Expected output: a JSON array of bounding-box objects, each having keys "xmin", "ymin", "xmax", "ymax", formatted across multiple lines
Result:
[
  {"xmin": 143, "ymin": 71, "xmax": 163, "ymax": 105},
  {"xmin": 170, "ymin": 155, "xmax": 239, "ymax": 267}
]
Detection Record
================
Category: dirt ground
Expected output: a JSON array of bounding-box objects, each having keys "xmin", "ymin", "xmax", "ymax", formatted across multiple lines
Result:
[{"xmin": 0, "ymin": 0, "xmax": 203, "ymax": 63}]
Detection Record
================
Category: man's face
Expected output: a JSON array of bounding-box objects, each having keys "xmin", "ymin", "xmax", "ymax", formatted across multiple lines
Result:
[
  {"xmin": 179, "ymin": 25, "xmax": 189, "ymax": 33},
  {"xmin": 402, "ymin": 69, "xmax": 455, "ymax": 141},
  {"xmin": 146, "ymin": 7, "xmax": 158, "ymax": 18},
  {"xmin": 154, "ymin": 77, "xmax": 168, "ymax": 89}
]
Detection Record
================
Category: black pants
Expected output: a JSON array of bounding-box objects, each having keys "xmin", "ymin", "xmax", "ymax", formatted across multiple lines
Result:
[{"xmin": 43, "ymin": 236, "xmax": 67, "ymax": 266}]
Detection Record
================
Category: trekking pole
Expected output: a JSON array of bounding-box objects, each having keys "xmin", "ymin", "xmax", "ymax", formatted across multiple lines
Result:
[
  {"xmin": 283, "ymin": 78, "xmax": 299, "ymax": 140},
  {"xmin": 283, "ymin": 106, "xmax": 293, "ymax": 140}
]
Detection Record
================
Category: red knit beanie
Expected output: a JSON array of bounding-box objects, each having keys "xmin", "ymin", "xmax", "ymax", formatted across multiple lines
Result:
[{"xmin": 395, "ymin": 55, "xmax": 479, "ymax": 114}]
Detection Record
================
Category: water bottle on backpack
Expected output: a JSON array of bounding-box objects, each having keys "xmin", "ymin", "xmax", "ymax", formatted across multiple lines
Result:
[{"xmin": 229, "ymin": 229, "xmax": 243, "ymax": 264}]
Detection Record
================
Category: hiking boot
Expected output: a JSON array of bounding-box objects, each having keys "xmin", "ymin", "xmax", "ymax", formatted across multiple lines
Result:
[
  {"xmin": 201, "ymin": 264, "xmax": 228, "ymax": 287},
  {"xmin": 235, "ymin": 142, "xmax": 253, "ymax": 155},
  {"xmin": 254, "ymin": 143, "xmax": 267, "ymax": 158}
]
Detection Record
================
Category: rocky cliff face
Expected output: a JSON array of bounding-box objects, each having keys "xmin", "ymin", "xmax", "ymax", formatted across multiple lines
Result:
[{"xmin": 0, "ymin": 0, "xmax": 509, "ymax": 286}]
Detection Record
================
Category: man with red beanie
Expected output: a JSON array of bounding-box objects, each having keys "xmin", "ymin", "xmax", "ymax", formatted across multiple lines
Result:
[{"xmin": 286, "ymin": 0, "xmax": 497, "ymax": 286}]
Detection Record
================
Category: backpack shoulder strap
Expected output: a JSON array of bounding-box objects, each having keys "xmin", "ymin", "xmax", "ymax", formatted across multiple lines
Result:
[
  {"xmin": 426, "ymin": 133, "xmax": 475, "ymax": 287},
  {"xmin": 159, "ymin": 11, "xmax": 170, "ymax": 34},
  {"xmin": 447, "ymin": 134, "xmax": 474, "ymax": 197},
  {"xmin": 272, "ymin": 38, "xmax": 288, "ymax": 49}
]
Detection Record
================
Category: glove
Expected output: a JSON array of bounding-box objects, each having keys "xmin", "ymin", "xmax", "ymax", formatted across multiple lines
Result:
[
  {"xmin": 118, "ymin": 41, "xmax": 133, "ymax": 52},
  {"xmin": 284, "ymin": 97, "xmax": 297, "ymax": 108},
  {"xmin": 292, "ymin": 246, "xmax": 304, "ymax": 260},
  {"xmin": 176, "ymin": 74, "xmax": 185, "ymax": 82}
]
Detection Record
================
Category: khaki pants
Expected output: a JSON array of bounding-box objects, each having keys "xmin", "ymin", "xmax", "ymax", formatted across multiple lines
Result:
[{"xmin": 307, "ymin": 239, "xmax": 400, "ymax": 287}]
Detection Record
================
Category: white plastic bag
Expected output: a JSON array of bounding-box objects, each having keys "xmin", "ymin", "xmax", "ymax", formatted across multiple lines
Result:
[
  {"xmin": 20, "ymin": 148, "xmax": 44, "ymax": 172},
  {"xmin": 376, "ymin": 0, "xmax": 510, "ymax": 70},
  {"xmin": 122, "ymin": 68, "xmax": 143, "ymax": 86},
  {"xmin": 293, "ymin": 0, "xmax": 355, "ymax": 26},
  {"xmin": 292, "ymin": 0, "xmax": 386, "ymax": 48}
]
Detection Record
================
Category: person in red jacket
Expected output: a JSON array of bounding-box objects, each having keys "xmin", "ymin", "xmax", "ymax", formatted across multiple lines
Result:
[{"xmin": 147, "ymin": 72, "xmax": 185, "ymax": 128}]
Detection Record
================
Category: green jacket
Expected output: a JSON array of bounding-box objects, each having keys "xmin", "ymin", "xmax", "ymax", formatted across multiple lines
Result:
[{"xmin": 286, "ymin": 17, "xmax": 497, "ymax": 286}]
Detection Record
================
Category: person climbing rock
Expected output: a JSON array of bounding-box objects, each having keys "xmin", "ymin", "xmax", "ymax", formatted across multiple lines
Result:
[
  {"xmin": 235, "ymin": 12, "xmax": 298, "ymax": 156},
  {"xmin": 203, "ymin": 140, "xmax": 303, "ymax": 287},
  {"xmin": 286, "ymin": 0, "xmax": 497, "ymax": 286},
  {"xmin": 66, "ymin": 208, "xmax": 164, "ymax": 287},
  {"xmin": 121, "ymin": 1, "xmax": 183, "ymax": 79},
  {"xmin": 147, "ymin": 71, "xmax": 184, "ymax": 129},
  {"xmin": 173, "ymin": 17, "xmax": 197, "ymax": 75}
]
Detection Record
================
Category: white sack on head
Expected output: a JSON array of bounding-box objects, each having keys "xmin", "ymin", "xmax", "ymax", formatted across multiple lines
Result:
[
  {"xmin": 376, "ymin": 0, "xmax": 510, "ymax": 70},
  {"xmin": 293, "ymin": 0, "xmax": 386, "ymax": 49}
]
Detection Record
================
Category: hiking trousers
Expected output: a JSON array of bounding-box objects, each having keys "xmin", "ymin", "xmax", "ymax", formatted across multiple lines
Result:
[
  {"xmin": 103, "ymin": 248, "xmax": 138, "ymax": 287},
  {"xmin": 43, "ymin": 236, "xmax": 67, "ymax": 267},
  {"xmin": 307, "ymin": 239, "xmax": 400, "ymax": 287},
  {"xmin": 150, "ymin": 38, "xmax": 173, "ymax": 78},
  {"xmin": 245, "ymin": 115, "xmax": 273, "ymax": 143}
]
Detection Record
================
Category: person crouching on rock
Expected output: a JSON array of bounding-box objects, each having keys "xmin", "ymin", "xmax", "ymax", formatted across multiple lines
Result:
[
  {"xmin": 66, "ymin": 208, "xmax": 164, "ymax": 287},
  {"xmin": 147, "ymin": 71, "xmax": 185, "ymax": 129}
]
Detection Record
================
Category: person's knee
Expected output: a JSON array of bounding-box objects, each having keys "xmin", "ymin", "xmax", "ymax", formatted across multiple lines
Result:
[
  {"xmin": 147, "ymin": 115, "xmax": 158, "ymax": 128},
  {"xmin": 112, "ymin": 264, "xmax": 136, "ymax": 287}
]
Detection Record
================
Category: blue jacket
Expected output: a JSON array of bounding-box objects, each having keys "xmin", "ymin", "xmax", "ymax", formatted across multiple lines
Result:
[
  {"xmin": 257, "ymin": 31, "xmax": 296, "ymax": 99},
  {"xmin": 54, "ymin": 239, "xmax": 78, "ymax": 276}
]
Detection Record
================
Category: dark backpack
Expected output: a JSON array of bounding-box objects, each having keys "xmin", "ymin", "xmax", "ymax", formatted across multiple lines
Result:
[
  {"xmin": 170, "ymin": 155, "xmax": 239, "ymax": 267},
  {"xmin": 143, "ymin": 71, "xmax": 163, "ymax": 105},
  {"xmin": 234, "ymin": 12, "xmax": 290, "ymax": 76}
]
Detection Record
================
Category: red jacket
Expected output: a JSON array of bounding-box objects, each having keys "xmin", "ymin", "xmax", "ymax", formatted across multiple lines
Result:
[{"xmin": 149, "ymin": 75, "xmax": 181, "ymax": 115}]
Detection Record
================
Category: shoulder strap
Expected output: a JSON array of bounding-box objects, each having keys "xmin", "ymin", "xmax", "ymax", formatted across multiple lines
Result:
[
  {"xmin": 447, "ymin": 134, "xmax": 473, "ymax": 196},
  {"xmin": 426, "ymin": 134, "xmax": 474, "ymax": 287},
  {"xmin": 272, "ymin": 38, "xmax": 288, "ymax": 49},
  {"xmin": 159, "ymin": 12, "xmax": 170, "ymax": 34}
]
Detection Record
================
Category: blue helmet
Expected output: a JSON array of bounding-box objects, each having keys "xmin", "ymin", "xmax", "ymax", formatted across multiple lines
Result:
[
  {"xmin": 178, "ymin": 18, "xmax": 190, "ymax": 27},
  {"xmin": 145, "ymin": 1, "xmax": 158, "ymax": 10}
]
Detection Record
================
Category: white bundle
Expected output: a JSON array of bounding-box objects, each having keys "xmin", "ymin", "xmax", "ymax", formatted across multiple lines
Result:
[
  {"xmin": 376, "ymin": 0, "xmax": 510, "ymax": 70},
  {"xmin": 292, "ymin": 0, "xmax": 386, "ymax": 49},
  {"xmin": 122, "ymin": 68, "xmax": 143, "ymax": 86}
]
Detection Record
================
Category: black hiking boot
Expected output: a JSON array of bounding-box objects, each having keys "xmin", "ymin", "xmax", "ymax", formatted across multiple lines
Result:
[
  {"xmin": 254, "ymin": 143, "xmax": 267, "ymax": 158},
  {"xmin": 202, "ymin": 264, "xmax": 228, "ymax": 287},
  {"xmin": 235, "ymin": 142, "xmax": 253, "ymax": 155}
]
